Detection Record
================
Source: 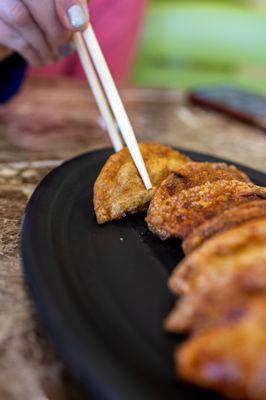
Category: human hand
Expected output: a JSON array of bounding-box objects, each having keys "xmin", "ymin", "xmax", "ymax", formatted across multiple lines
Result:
[{"xmin": 0, "ymin": 1, "xmax": 89, "ymax": 66}]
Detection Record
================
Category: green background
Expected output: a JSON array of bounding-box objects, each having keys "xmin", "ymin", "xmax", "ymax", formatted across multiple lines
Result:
[{"xmin": 133, "ymin": 0, "xmax": 266, "ymax": 93}]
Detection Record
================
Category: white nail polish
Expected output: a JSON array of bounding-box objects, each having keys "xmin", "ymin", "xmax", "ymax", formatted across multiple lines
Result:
[{"xmin": 67, "ymin": 4, "xmax": 87, "ymax": 29}]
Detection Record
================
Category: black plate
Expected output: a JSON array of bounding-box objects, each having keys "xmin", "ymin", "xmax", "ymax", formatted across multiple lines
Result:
[{"xmin": 21, "ymin": 149, "xmax": 266, "ymax": 400}]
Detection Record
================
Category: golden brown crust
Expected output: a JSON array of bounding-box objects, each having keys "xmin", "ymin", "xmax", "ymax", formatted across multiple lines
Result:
[
  {"xmin": 147, "ymin": 177, "xmax": 266, "ymax": 240},
  {"xmin": 169, "ymin": 217, "xmax": 266, "ymax": 297},
  {"xmin": 164, "ymin": 287, "xmax": 265, "ymax": 335},
  {"xmin": 153, "ymin": 162, "xmax": 250, "ymax": 199},
  {"xmin": 177, "ymin": 295, "xmax": 266, "ymax": 400},
  {"xmin": 183, "ymin": 200, "xmax": 266, "ymax": 255},
  {"xmin": 93, "ymin": 143, "xmax": 190, "ymax": 224},
  {"xmin": 158, "ymin": 163, "xmax": 266, "ymax": 399},
  {"xmin": 166, "ymin": 214, "xmax": 266, "ymax": 336}
]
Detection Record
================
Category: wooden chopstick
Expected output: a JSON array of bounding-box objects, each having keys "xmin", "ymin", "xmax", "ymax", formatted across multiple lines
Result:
[
  {"xmin": 82, "ymin": 25, "xmax": 152, "ymax": 191},
  {"xmin": 74, "ymin": 32, "xmax": 123, "ymax": 152}
]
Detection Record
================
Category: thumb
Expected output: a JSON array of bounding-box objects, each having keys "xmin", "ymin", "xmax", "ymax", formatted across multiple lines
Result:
[{"xmin": 55, "ymin": 0, "xmax": 89, "ymax": 31}]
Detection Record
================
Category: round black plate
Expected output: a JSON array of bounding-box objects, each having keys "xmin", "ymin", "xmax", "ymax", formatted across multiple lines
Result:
[{"xmin": 21, "ymin": 149, "xmax": 266, "ymax": 400}]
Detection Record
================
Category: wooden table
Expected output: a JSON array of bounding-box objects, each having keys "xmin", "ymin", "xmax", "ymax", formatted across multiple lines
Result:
[{"xmin": 0, "ymin": 77, "xmax": 265, "ymax": 400}]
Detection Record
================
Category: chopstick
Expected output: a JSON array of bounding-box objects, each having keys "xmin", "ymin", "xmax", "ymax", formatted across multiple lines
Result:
[
  {"xmin": 74, "ymin": 32, "xmax": 123, "ymax": 152},
  {"xmin": 76, "ymin": 24, "xmax": 152, "ymax": 191}
]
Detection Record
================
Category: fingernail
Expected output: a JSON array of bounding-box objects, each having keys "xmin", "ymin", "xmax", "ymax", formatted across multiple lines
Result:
[
  {"xmin": 67, "ymin": 4, "xmax": 88, "ymax": 29},
  {"xmin": 59, "ymin": 42, "xmax": 76, "ymax": 57}
]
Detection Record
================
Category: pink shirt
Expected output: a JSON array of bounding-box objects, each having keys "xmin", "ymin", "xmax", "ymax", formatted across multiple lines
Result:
[{"xmin": 30, "ymin": 0, "xmax": 147, "ymax": 82}]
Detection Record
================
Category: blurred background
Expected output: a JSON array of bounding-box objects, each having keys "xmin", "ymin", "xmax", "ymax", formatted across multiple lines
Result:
[{"xmin": 133, "ymin": 0, "xmax": 266, "ymax": 93}]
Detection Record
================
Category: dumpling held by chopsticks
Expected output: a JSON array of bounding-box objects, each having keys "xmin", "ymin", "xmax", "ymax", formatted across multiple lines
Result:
[{"xmin": 93, "ymin": 143, "xmax": 190, "ymax": 224}]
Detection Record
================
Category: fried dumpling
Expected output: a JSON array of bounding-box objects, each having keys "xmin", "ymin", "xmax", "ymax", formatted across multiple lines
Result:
[
  {"xmin": 164, "ymin": 287, "xmax": 260, "ymax": 335},
  {"xmin": 93, "ymin": 143, "xmax": 190, "ymax": 224},
  {"xmin": 169, "ymin": 217, "xmax": 266, "ymax": 296},
  {"xmin": 147, "ymin": 176, "xmax": 266, "ymax": 240},
  {"xmin": 166, "ymin": 218, "xmax": 266, "ymax": 332},
  {"xmin": 166, "ymin": 215, "xmax": 266, "ymax": 335},
  {"xmin": 183, "ymin": 200, "xmax": 266, "ymax": 255},
  {"xmin": 177, "ymin": 294, "xmax": 266, "ymax": 400}
]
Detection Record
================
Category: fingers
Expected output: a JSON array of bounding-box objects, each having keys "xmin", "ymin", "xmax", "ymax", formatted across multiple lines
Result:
[
  {"xmin": 0, "ymin": 18, "xmax": 42, "ymax": 66},
  {"xmin": 22, "ymin": 0, "xmax": 89, "ymax": 58},
  {"xmin": 0, "ymin": 0, "xmax": 88, "ymax": 66},
  {"xmin": 22, "ymin": 0, "xmax": 72, "ymax": 57},
  {"xmin": 55, "ymin": 0, "xmax": 89, "ymax": 31},
  {"xmin": 0, "ymin": 0, "xmax": 54, "ymax": 64}
]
